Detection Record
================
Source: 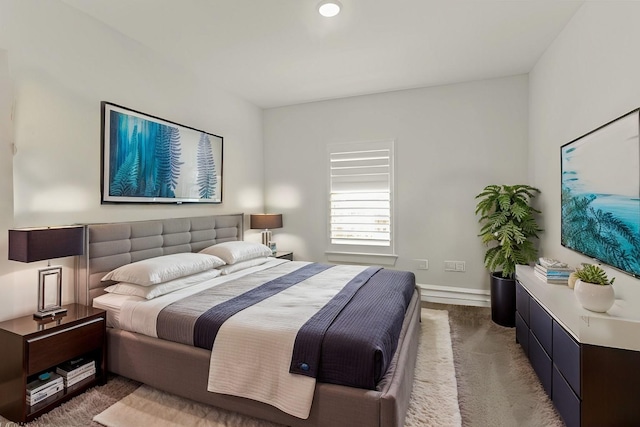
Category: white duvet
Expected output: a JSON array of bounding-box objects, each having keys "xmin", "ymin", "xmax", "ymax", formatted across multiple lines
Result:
[{"xmin": 208, "ymin": 263, "xmax": 370, "ymax": 419}]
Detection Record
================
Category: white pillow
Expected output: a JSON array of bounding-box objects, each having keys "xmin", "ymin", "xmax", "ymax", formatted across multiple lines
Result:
[
  {"xmin": 216, "ymin": 257, "xmax": 270, "ymax": 275},
  {"xmin": 101, "ymin": 252, "xmax": 225, "ymax": 286},
  {"xmin": 104, "ymin": 269, "xmax": 222, "ymax": 299},
  {"xmin": 199, "ymin": 241, "xmax": 273, "ymax": 265}
]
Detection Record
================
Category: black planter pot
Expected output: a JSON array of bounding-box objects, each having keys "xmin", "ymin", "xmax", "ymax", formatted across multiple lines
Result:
[{"xmin": 490, "ymin": 272, "xmax": 516, "ymax": 327}]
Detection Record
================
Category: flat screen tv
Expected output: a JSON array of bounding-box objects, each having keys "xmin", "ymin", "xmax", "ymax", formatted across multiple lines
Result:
[{"xmin": 561, "ymin": 108, "xmax": 640, "ymax": 278}]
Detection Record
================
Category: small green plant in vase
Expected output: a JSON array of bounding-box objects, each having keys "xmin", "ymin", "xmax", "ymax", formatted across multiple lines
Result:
[
  {"xmin": 574, "ymin": 264, "xmax": 615, "ymax": 285},
  {"xmin": 573, "ymin": 264, "xmax": 615, "ymax": 312}
]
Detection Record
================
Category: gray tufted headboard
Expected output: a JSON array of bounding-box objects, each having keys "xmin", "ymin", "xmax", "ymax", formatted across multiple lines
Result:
[{"xmin": 76, "ymin": 214, "xmax": 244, "ymax": 306}]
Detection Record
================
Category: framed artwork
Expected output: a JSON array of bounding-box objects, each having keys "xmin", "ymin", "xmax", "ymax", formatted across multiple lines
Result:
[
  {"xmin": 101, "ymin": 102, "xmax": 223, "ymax": 204},
  {"xmin": 561, "ymin": 108, "xmax": 640, "ymax": 277}
]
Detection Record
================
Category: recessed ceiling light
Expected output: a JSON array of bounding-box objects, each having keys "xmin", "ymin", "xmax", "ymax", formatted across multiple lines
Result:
[{"xmin": 318, "ymin": 1, "xmax": 341, "ymax": 17}]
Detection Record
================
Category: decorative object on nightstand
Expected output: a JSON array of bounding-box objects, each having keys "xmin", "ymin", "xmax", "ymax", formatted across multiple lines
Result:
[
  {"xmin": 8, "ymin": 226, "xmax": 85, "ymax": 318},
  {"xmin": 250, "ymin": 214, "xmax": 283, "ymax": 251}
]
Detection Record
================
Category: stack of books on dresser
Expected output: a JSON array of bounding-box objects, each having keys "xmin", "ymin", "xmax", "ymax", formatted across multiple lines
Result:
[
  {"xmin": 26, "ymin": 372, "xmax": 64, "ymax": 406},
  {"xmin": 534, "ymin": 258, "xmax": 573, "ymax": 284},
  {"xmin": 56, "ymin": 357, "xmax": 96, "ymax": 389}
]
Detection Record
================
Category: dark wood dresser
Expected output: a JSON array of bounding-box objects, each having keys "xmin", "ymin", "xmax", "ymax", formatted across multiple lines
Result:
[{"xmin": 516, "ymin": 266, "xmax": 640, "ymax": 427}]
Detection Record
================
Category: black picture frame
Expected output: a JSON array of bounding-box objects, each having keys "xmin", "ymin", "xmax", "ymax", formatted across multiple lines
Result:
[{"xmin": 101, "ymin": 102, "xmax": 223, "ymax": 204}]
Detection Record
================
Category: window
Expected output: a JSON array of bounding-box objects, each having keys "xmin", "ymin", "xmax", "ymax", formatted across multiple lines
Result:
[{"xmin": 327, "ymin": 140, "xmax": 395, "ymax": 262}]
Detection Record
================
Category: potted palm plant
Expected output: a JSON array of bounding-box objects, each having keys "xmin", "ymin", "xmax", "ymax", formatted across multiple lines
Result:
[
  {"xmin": 475, "ymin": 184, "xmax": 543, "ymax": 326},
  {"xmin": 573, "ymin": 264, "xmax": 615, "ymax": 312}
]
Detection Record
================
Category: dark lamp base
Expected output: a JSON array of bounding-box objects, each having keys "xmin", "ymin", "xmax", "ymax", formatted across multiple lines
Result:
[{"xmin": 33, "ymin": 306, "xmax": 68, "ymax": 319}]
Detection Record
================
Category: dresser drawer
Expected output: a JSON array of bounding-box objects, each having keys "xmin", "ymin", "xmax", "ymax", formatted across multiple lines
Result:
[
  {"xmin": 529, "ymin": 330, "xmax": 552, "ymax": 395},
  {"xmin": 515, "ymin": 281, "xmax": 530, "ymax": 326},
  {"xmin": 26, "ymin": 318, "xmax": 104, "ymax": 375},
  {"xmin": 530, "ymin": 298, "xmax": 553, "ymax": 355},
  {"xmin": 553, "ymin": 320, "xmax": 581, "ymax": 397},
  {"xmin": 553, "ymin": 365, "xmax": 581, "ymax": 427},
  {"xmin": 515, "ymin": 311, "xmax": 529, "ymax": 356}
]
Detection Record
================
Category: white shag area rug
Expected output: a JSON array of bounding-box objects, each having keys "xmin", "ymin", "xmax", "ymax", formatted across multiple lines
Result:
[{"xmin": 93, "ymin": 308, "xmax": 460, "ymax": 427}]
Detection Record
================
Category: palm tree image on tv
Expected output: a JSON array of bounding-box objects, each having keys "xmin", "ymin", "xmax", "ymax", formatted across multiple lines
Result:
[
  {"xmin": 107, "ymin": 108, "xmax": 221, "ymax": 202},
  {"xmin": 561, "ymin": 110, "xmax": 640, "ymax": 277},
  {"xmin": 561, "ymin": 189, "xmax": 640, "ymax": 275}
]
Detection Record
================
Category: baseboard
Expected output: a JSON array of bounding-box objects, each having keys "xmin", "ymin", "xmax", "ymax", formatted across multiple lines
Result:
[{"xmin": 418, "ymin": 283, "xmax": 491, "ymax": 307}]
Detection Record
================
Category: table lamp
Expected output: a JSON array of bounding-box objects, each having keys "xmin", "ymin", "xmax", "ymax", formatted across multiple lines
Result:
[
  {"xmin": 250, "ymin": 214, "xmax": 283, "ymax": 249},
  {"xmin": 8, "ymin": 226, "xmax": 85, "ymax": 318}
]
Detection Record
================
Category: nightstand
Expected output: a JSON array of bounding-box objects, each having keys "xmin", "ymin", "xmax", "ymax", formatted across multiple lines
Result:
[
  {"xmin": 0, "ymin": 304, "xmax": 107, "ymax": 423},
  {"xmin": 273, "ymin": 251, "xmax": 293, "ymax": 261}
]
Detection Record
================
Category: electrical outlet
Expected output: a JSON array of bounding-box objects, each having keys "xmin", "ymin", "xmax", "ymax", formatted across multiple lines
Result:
[
  {"xmin": 415, "ymin": 259, "xmax": 429, "ymax": 270},
  {"xmin": 445, "ymin": 260, "xmax": 465, "ymax": 272}
]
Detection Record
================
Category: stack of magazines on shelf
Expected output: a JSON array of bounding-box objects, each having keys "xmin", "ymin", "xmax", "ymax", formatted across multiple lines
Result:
[
  {"xmin": 26, "ymin": 372, "xmax": 64, "ymax": 406},
  {"xmin": 534, "ymin": 257, "xmax": 574, "ymax": 284},
  {"xmin": 56, "ymin": 357, "xmax": 96, "ymax": 390}
]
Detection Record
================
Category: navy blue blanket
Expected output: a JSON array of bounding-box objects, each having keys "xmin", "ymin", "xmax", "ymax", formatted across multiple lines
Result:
[{"xmin": 295, "ymin": 268, "xmax": 415, "ymax": 389}]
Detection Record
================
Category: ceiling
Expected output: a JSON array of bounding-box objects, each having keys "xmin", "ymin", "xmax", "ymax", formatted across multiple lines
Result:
[{"xmin": 60, "ymin": 0, "xmax": 583, "ymax": 109}]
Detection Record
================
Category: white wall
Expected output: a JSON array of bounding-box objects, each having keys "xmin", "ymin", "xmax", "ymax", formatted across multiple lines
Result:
[
  {"xmin": 530, "ymin": 1, "xmax": 640, "ymax": 302},
  {"xmin": 264, "ymin": 75, "xmax": 530, "ymax": 294},
  {"xmin": 0, "ymin": 50, "xmax": 18, "ymax": 313},
  {"xmin": 0, "ymin": 0, "xmax": 264, "ymax": 321}
]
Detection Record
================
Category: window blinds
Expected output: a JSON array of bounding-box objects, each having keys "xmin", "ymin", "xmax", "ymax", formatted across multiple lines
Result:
[{"xmin": 329, "ymin": 141, "xmax": 393, "ymax": 247}]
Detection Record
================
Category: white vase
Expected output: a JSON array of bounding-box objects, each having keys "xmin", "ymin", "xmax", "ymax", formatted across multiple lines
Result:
[{"xmin": 574, "ymin": 279, "xmax": 615, "ymax": 312}]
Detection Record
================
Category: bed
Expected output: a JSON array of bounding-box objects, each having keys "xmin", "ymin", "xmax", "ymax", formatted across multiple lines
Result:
[{"xmin": 76, "ymin": 214, "xmax": 421, "ymax": 427}]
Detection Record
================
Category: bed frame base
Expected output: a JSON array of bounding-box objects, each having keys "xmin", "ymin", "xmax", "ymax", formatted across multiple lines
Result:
[{"xmin": 107, "ymin": 289, "xmax": 421, "ymax": 427}]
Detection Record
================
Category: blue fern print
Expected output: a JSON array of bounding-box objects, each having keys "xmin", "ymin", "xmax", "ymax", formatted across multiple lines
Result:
[
  {"xmin": 110, "ymin": 146, "xmax": 140, "ymax": 196},
  {"xmin": 110, "ymin": 112, "xmax": 161, "ymax": 197},
  {"xmin": 197, "ymin": 133, "xmax": 217, "ymax": 199},
  {"xmin": 155, "ymin": 125, "xmax": 183, "ymax": 197}
]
